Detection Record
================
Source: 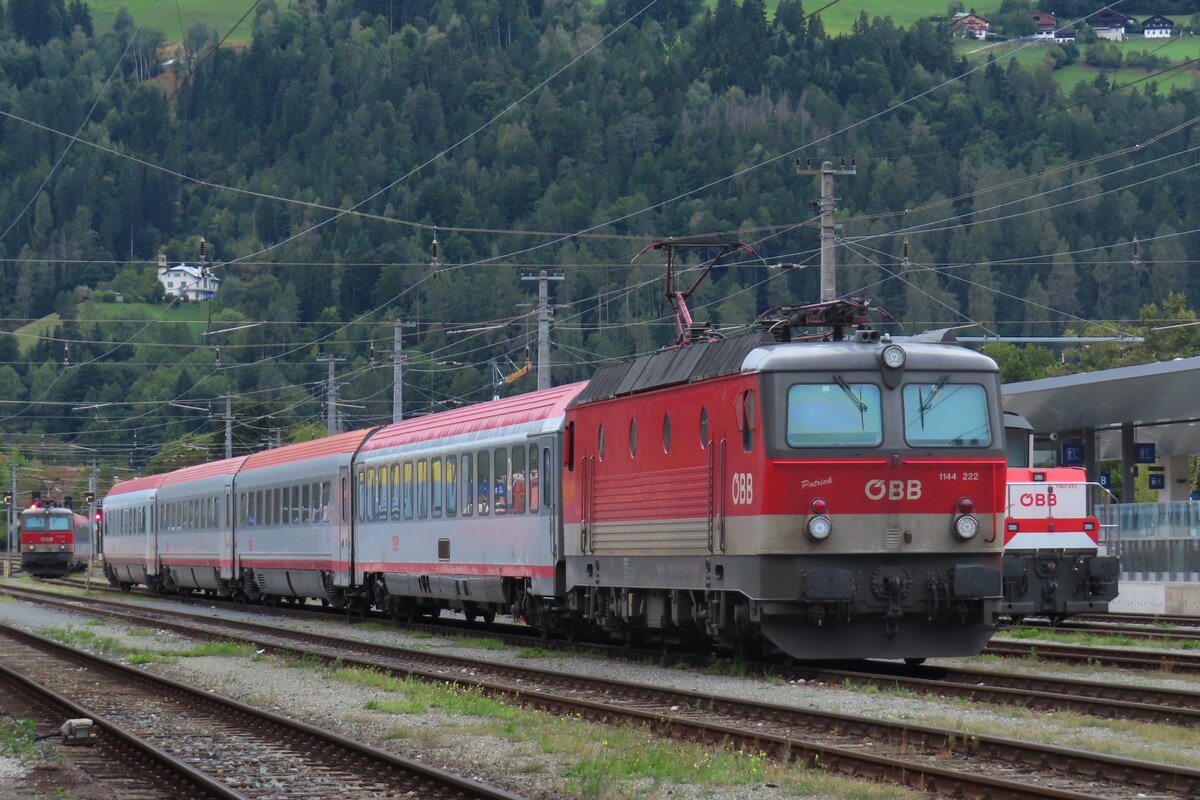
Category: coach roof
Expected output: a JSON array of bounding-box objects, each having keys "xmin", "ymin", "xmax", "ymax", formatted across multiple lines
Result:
[
  {"xmin": 159, "ymin": 455, "xmax": 250, "ymax": 486},
  {"xmin": 106, "ymin": 473, "xmax": 169, "ymax": 496},
  {"xmin": 361, "ymin": 381, "xmax": 587, "ymax": 453},
  {"xmin": 241, "ymin": 428, "xmax": 379, "ymax": 472}
]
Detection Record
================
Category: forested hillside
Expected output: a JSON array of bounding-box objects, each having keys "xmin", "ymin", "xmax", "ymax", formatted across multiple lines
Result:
[{"xmin": 0, "ymin": 0, "xmax": 1198, "ymax": 487}]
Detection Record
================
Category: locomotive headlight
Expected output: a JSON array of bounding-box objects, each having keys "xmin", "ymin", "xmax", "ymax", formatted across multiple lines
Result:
[
  {"xmin": 807, "ymin": 515, "xmax": 832, "ymax": 540},
  {"xmin": 954, "ymin": 515, "xmax": 979, "ymax": 540},
  {"xmin": 880, "ymin": 344, "xmax": 906, "ymax": 369}
]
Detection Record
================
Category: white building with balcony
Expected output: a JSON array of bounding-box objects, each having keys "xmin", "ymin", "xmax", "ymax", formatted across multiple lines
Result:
[{"xmin": 156, "ymin": 253, "xmax": 220, "ymax": 300}]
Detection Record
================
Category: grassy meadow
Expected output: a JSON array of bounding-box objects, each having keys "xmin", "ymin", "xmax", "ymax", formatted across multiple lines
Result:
[
  {"xmin": 88, "ymin": 1, "xmax": 256, "ymax": 42},
  {"xmin": 86, "ymin": 0, "xmax": 954, "ymax": 42},
  {"xmin": 15, "ymin": 301, "xmax": 211, "ymax": 355}
]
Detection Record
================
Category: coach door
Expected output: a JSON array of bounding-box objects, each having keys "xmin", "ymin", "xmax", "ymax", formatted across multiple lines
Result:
[
  {"xmin": 334, "ymin": 465, "xmax": 352, "ymax": 585},
  {"xmin": 533, "ymin": 437, "xmax": 559, "ymax": 595},
  {"xmin": 221, "ymin": 482, "xmax": 235, "ymax": 580}
]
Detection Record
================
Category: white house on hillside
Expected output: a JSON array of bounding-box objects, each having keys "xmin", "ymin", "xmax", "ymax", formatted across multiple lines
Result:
[
  {"xmin": 156, "ymin": 253, "xmax": 220, "ymax": 300},
  {"xmin": 1142, "ymin": 15, "xmax": 1175, "ymax": 38}
]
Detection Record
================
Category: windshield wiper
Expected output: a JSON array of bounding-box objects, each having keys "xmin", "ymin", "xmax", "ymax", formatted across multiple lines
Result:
[
  {"xmin": 834, "ymin": 376, "xmax": 869, "ymax": 431},
  {"xmin": 916, "ymin": 375, "xmax": 949, "ymax": 431},
  {"xmin": 920, "ymin": 375, "xmax": 949, "ymax": 414}
]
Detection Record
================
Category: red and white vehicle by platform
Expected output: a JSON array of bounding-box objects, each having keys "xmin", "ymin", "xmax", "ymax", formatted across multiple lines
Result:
[{"xmin": 1001, "ymin": 413, "xmax": 1119, "ymax": 622}]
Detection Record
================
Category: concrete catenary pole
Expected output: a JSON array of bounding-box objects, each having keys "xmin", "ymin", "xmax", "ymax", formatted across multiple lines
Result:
[
  {"xmin": 796, "ymin": 159, "xmax": 856, "ymax": 302},
  {"xmin": 521, "ymin": 270, "xmax": 564, "ymax": 390}
]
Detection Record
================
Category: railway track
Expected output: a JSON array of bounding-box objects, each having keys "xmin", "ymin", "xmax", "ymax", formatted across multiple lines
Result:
[
  {"xmin": 0, "ymin": 619, "xmax": 523, "ymax": 800},
  {"xmin": 25, "ymin": 581, "xmax": 1200, "ymax": 725},
  {"xmin": 0, "ymin": 660, "xmax": 244, "ymax": 799},
  {"xmin": 3, "ymin": 585, "xmax": 1198, "ymax": 799}
]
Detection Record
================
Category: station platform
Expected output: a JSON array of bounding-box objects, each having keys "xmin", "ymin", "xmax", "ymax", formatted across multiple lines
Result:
[{"xmin": 1109, "ymin": 580, "xmax": 1200, "ymax": 615}]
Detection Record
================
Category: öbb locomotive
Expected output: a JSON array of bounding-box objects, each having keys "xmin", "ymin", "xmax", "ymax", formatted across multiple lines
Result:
[
  {"xmin": 104, "ymin": 244, "xmax": 1009, "ymax": 662},
  {"xmin": 1001, "ymin": 413, "xmax": 1119, "ymax": 622},
  {"xmin": 20, "ymin": 504, "xmax": 93, "ymax": 578}
]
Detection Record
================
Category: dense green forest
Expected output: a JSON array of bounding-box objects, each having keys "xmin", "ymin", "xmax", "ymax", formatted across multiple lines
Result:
[{"xmin": 0, "ymin": 0, "xmax": 1198, "ymax": 492}]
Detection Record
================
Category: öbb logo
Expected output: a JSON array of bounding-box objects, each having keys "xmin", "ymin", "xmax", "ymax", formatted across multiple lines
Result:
[
  {"xmin": 1019, "ymin": 492, "xmax": 1057, "ymax": 508},
  {"xmin": 865, "ymin": 479, "xmax": 922, "ymax": 501}
]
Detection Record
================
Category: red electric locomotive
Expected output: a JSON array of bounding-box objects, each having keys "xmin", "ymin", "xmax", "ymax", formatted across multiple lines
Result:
[
  {"xmin": 20, "ymin": 503, "xmax": 93, "ymax": 578},
  {"xmin": 556, "ymin": 247, "xmax": 1007, "ymax": 659}
]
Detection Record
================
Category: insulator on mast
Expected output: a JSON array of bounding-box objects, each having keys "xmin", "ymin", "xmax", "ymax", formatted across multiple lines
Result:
[
  {"xmin": 1131, "ymin": 235, "xmax": 1140, "ymax": 261},
  {"xmin": 198, "ymin": 236, "xmax": 207, "ymax": 261}
]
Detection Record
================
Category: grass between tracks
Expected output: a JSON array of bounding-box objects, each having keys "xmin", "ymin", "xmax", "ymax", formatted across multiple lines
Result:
[
  {"xmin": 333, "ymin": 665, "xmax": 917, "ymax": 799},
  {"xmin": 39, "ymin": 625, "xmax": 255, "ymax": 664},
  {"xmin": 0, "ymin": 717, "xmax": 37, "ymax": 757},
  {"xmin": 1002, "ymin": 625, "xmax": 1200, "ymax": 650}
]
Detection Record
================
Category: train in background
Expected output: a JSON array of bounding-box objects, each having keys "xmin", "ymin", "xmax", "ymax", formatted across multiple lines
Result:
[
  {"xmin": 20, "ymin": 503, "xmax": 93, "ymax": 578},
  {"xmin": 103, "ymin": 244, "xmax": 1010, "ymax": 661},
  {"xmin": 1000, "ymin": 412, "xmax": 1120, "ymax": 622}
]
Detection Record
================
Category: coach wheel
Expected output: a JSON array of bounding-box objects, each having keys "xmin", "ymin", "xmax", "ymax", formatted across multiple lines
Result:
[
  {"xmin": 904, "ymin": 657, "xmax": 926, "ymax": 666},
  {"xmin": 482, "ymin": 610, "xmax": 496, "ymax": 625},
  {"xmin": 465, "ymin": 610, "xmax": 478, "ymax": 624},
  {"xmin": 119, "ymin": 582, "xmax": 132, "ymax": 592},
  {"xmin": 1048, "ymin": 615, "xmax": 1066, "ymax": 627},
  {"xmin": 427, "ymin": 606, "xmax": 441, "ymax": 620}
]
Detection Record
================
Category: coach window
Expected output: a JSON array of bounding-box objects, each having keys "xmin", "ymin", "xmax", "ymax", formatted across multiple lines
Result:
[
  {"xmin": 629, "ymin": 419, "xmax": 638, "ymax": 458},
  {"xmin": 301, "ymin": 484, "xmax": 311, "ymax": 524},
  {"xmin": 403, "ymin": 462, "xmax": 415, "ymax": 520},
  {"xmin": 476, "ymin": 450, "xmax": 490, "ymax": 514},
  {"xmin": 511, "ymin": 446, "xmax": 526, "ymax": 514},
  {"xmin": 493, "ymin": 447, "xmax": 509, "ymax": 515},
  {"xmin": 431, "ymin": 458, "xmax": 443, "ymax": 518},
  {"xmin": 598, "ymin": 424, "xmax": 606, "ymax": 461},
  {"xmin": 417, "ymin": 460, "xmax": 429, "ymax": 518},
  {"xmin": 272, "ymin": 487, "xmax": 282, "ymax": 526},
  {"xmin": 663, "ymin": 413, "xmax": 671, "ymax": 453},
  {"xmin": 445, "ymin": 457, "xmax": 457, "ymax": 518},
  {"xmin": 355, "ymin": 471, "xmax": 366, "ymax": 522},
  {"xmin": 389, "ymin": 465, "xmax": 401, "ymax": 520},
  {"xmin": 527, "ymin": 443, "xmax": 539, "ymax": 510},
  {"xmin": 256, "ymin": 491, "xmax": 266, "ymax": 528},
  {"xmin": 377, "ymin": 467, "xmax": 389, "ymax": 520},
  {"xmin": 699, "ymin": 406, "xmax": 709, "ymax": 448},
  {"xmin": 367, "ymin": 472, "xmax": 376, "ymax": 522},
  {"xmin": 460, "ymin": 454, "xmax": 473, "ymax": 516},
  {"xmin": 542, "ymin": 446, "xmax": 552, "ymax": 508}
]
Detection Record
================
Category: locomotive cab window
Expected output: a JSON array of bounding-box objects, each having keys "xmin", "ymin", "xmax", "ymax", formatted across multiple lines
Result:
[
  {"xmin": 787, "ymin": 383, "xmax": 882, "ymax": 447},
  {"xmin": 902, "ymin": 381, "xmax": 991, "ymax": 447},
  {"xmin": 699, "ymin": 407, "xmax": 708, "ymax": 447}
]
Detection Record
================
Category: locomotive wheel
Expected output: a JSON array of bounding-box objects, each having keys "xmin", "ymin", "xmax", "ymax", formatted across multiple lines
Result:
[{"xmin": 904, "ymin": 657, "xmax": 926, "ymax": 666}]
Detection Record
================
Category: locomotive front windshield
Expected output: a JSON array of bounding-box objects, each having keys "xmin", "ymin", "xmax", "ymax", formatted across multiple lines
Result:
[
  {"xmin": 786, "ymin": 379, "xmax": 993, "ymax": 448},
  {"xmin": 787, "ymin": 383, "xmax": 883, "ymax": 447},
  {"xmin": 22, "ymin": 515, "xmax": 72, "ymax": 531},
  {"xmin": 903, "ymin": 381, "xmax": 991, "ymax": 447}
]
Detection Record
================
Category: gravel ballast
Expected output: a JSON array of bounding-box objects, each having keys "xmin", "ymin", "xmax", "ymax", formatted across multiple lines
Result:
[{"xmin": 2, "ymin": 585, "xmax": 1199, "ymax": 799}]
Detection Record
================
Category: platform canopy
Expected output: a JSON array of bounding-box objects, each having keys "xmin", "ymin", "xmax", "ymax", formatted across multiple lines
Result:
[{"xmin": 1002, "ymin": 355, "xmax": 1200, "ymax": 459}]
